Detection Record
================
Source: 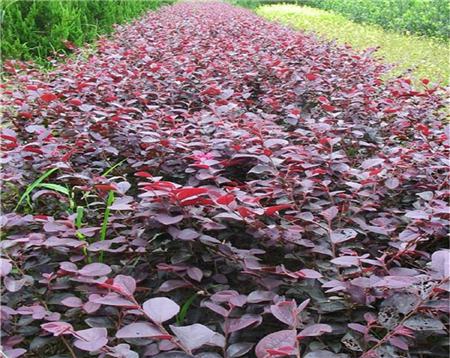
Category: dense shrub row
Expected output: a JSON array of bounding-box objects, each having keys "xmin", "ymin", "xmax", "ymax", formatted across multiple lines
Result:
[
  {"xmin": 295, "ymin": 0, "xmax": 450, "ymax": 40},
  {"xmin": 1, "ymin": 2, "xmax": 449, "ymax": 358},
  {"xmin": 1, "ymin": 0, "xmax": 173, "ymax": 62}
]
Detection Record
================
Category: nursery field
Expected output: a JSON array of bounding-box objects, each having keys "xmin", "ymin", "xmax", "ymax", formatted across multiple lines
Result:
[{"xmin": 1, "ymin": 2, "xmax": 449, "ymax": 358}]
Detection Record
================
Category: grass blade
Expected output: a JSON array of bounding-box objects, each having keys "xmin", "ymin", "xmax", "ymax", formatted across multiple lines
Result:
[
  {"xmin": 176, "ymin": 293, "xmax": 198, "ymax": 325},
  {"xmin": 99, "ymin": 190, "xmax": 115, "ymax": 262},
  {"xmin": 102, "ymin": 159, "xmax": 126, "ymax": 177},
  {"xmin": 15, "ymin": 167, "xmax": 59, "ymax": 211}
]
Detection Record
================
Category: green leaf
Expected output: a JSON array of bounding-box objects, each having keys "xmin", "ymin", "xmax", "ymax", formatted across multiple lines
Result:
[
  {"xmin": 102, "ymin": 158, "xmax": 126, "ymax": 177},
  {"xmin": 36, "ymin": 183, "xmax": 70, "ymax": 196},
  {"xmin": 15, "ymin": 167, "xmax": 59, "ymax": 210},
  {"xmin": 99, "ymin": 190, "xmax": 115, "ymax": 262},
  {"xmin": 176, "ymin": 293, "xmax": 198, "ymax": 325}
]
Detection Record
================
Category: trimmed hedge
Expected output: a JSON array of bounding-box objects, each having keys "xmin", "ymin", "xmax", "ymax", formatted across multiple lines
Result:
[
  {"xmin": 295, "ymin": 0, "xmax": 450, "ymax": 40},
  {"xmin": 1, "ymin": 0, "xmax": 173, "ymax": 62}
]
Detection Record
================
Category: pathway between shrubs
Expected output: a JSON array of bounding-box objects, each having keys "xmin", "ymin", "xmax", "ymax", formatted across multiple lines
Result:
[{"xmin": 1, "ymin": 2, "xmax": 449, "ymax": 358}]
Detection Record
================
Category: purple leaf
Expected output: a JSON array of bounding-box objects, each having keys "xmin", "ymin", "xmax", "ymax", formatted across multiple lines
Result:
[
  {"xmin": 78, "ymin": 263, "xmax": 111, "ymax": 277},
  {"xmin": 298, "ymin": 324, "xmax": 332, "ymax": 338},
  {"xmin": 297, "ymin": 299, "xmax": 310, "ymax": 313},
  {"xmin": 0, "ymin": 258, "xmax": 12, "ymax": 276},
  {"xmin": 297, "ymin": 269, "xmax": 322, "ymax": 279},
  {"xmin": 113, "ymin": 275, "xmax": 136, "ymax": 295},
  {"xmin": 405, "ymin": 210, "xmax": 429, "ymax": 220},
  {"xmin": 247, "ymin": 290, "xmax": 276, "ymax": 303},
  {"xmin": 73, "ymin": 327, "xmax": 108, "ymax": 352},
  {"xmin": 187, "ymin": 267, "xmax": 203, "ymax": 282},
  {"xmin": 330, "ymin": 256, "xmax": 360, "ymax": 267},
  {"xmin": 155, "ymin": 214, "xmax": 184, "ymax": 225},
  {"xmin": 158, "ymin": 280, "xmax": 192, "ymax": 292},
  {"xmin": 201, "ymin": 301, "xmax": 229, "ymax": 317},
  {"xmin": 270, "ymin": 300, "xmax": 298, "ymax": 327},
  {"xmin": 226, "ymin": 342, "xmax": 254, "ymax": 358},
  {"xmin": 41, "ymin": 321, "xmax": 73, "ymax": 336},
  {"xmin": 361, "ymin": 158, "xmax": 384, "ymax": 169},
  {"xmin": 3, "ymin": 349, "xmax": 27, "ymax": 358},
  {"xmin": 170, "ymin": 324, "xmax": 221, "ymax": 350},
  {"xmin": 4, "ymin": 277, "xmax": 27, "ymax": 292},
  {"xmin": 224, "ymin": 314, "xmax": 262, "ymax": 334},
  {"xmin": 264, "ymin": 138, "xmax": 289, "ymax": 148},
  {"xmin": 90, "ymin": 293, "xmax": 136, "ymax": 307},
  {"xmin": 116, "ymin": 322, "xmax": 170, "ymax": 339},
  {"xmin": 178, "ymin": 228, "xmax": 200, "ymax": 241},
  {"xmin": 255, "ymin": 330, "xmax": 297, "ymax": 358},
  {"xmin": 61, "ymin": 296, "xmax": 83, "ymax": 308},
  {"xmin": 321, "ymin": 206, "xmax": 338, "ymax": 222},
  {"xmin": 143, "ymin": 297, "xmax": 180, "ymax": 323},
  {"xmin": 385, "ymin": 177, "xmax": 400, "ymax": 189},
  {"xmin": 330, "ymin": 229, "xmax": 357, "ymax": 244},
  {"xmin": 431, "ymin": 250, "xmax": 450, "ymax": 278}
]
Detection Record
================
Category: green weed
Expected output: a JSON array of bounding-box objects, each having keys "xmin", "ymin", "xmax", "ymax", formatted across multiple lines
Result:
[
  {"xmin": 15, "ymin": 167, "xmax": 59, "ymax": 211},
  {"xmin": 99, "ymin": 190, "xmax": 115, "ymax": 262}
]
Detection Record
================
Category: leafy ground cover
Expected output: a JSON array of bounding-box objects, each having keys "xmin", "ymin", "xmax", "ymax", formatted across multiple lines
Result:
[
  {"xmin": 1, "ymin": 2, "xmax": 449, "ymax": 358},
  {"xmin": 256, "ymin": 4, "xmax": 450, "ymax": 86},
  {"xmin": 294, "ymin": 0, "xmax": 450, "ymax": 40},
  {"xmin": 1, "ymin": 0, "xmax": 174, "ymax": 63}
]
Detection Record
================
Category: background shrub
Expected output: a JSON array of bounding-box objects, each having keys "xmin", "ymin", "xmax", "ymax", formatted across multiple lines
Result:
[
  {"xmin": 0, "ymin": 0, "xmax": 173, "ymax": 62},
  {"xmin": 294, "ymin": 0, "xmax": 450, "ymax": 40}
]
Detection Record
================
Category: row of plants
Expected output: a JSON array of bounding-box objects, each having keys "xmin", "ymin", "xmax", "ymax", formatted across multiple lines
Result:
[
  {"xmin": 295, "ymin": 0, "xmax": 450, "ymax": 40},
  {"xmin": 256, "ymin": 4, "xmax": 449, "ymax": 85},
  {"xmin": 1, "ymin": 2, "xmax": 449, "ymax": 358},
  {"xmin": 0, "ymin": 0, "xmax": 174, "ymax": 63}
]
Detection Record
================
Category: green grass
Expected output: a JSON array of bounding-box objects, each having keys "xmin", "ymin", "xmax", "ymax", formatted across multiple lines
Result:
[{"xmin": 256, "ymin": 4, "xmax": 450, "ymax": 85}]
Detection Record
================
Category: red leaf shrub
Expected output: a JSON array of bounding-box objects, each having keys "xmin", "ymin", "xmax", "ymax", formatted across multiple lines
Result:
[{"xmin": 1, "ymin": 2, "xmax": 449, "ymax": 357}]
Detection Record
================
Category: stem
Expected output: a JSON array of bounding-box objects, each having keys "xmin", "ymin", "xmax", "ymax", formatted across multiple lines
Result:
[
  {"xmin": 61, "ymin": 336, "xmax": 77, "ymax": 358},
  {"xmin": 364, "ymin": 277, "xmax": 449, "ymax": 355}
]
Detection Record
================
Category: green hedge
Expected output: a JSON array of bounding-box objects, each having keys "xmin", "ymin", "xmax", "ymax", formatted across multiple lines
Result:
[
  {"xmin": 295, "ymin": 0, "xmax": 449, "ymax": 40},
  {"xmin": 1, "ymin": 0, "xmax": 173, "ymax": 62},
  {"xmin": 229, "ymin": 0, "xmax": 300, "ymax": 9}
]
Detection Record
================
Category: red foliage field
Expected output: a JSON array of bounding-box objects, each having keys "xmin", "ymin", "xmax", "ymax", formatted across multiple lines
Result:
[{"xmin": 1, "ymin": 2, "xmax": 449, "ymax": 358}]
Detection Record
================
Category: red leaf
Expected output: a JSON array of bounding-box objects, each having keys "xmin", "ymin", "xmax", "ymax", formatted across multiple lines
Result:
[
  {"xmin": 305, "ymin": 73, "xmax": 317, "ymax": 81},
  {"xmin": 265, "ymin": 204, "xmax": 291, "ymax": 216},
  {"xmin": 95, "ymin": 184, "xmax": 117, "ymax": 192},
  {"xmin": 201, "ymin": 87, "xmax": 221, "ymax": 96},
  {"xmin": 383, "ymin": 107, "xmax": 398, "ymax": 114},
  {"xmin": 135, "ymin": 171, "xmax": 153, "ymax": 178},
  {"xmin": 321, "ymin": 104, "xmax": 337, "ymax": 112},
  {"xmin": 40, "ymin": 93, "xmax": 58, "ymax": 102},
  {"xmin": 237, "ymin": 206, "xmax": 253, "ymax": 218},
  {"xmin": 69, "ymin": 98, "xmax": 82, "ymax": 106},
  {"xmin": 173, "ymin": 187, "xmax": 208, "ymax": 201},
  {"xmin": 216, "ymin": 193, "xmax": 235, "ymax": 205}
]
